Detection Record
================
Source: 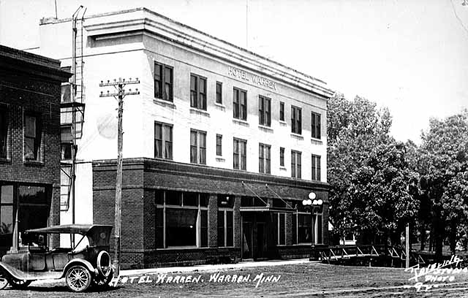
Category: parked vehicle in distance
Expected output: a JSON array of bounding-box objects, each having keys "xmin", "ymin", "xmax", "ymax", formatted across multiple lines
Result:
[{"xmin": 0, "ymin": 224, "xmax": 113, "ymax": 292}]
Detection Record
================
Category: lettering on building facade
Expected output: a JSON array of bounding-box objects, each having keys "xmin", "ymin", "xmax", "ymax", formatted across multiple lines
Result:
[{"xmin": 228, "ymin": 66, "xmax": 277, "ymax": 91}]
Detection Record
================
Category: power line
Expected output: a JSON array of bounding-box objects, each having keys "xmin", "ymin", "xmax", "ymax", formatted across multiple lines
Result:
[{"xmin": 450, "ymin": 0, "xmax": 468, "ymax": 37}]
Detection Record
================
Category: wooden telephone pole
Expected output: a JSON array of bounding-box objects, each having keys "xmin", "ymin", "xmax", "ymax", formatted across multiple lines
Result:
[{"xmin": 99, "ymin": 78, "xmax": 140, "ymax": 277}]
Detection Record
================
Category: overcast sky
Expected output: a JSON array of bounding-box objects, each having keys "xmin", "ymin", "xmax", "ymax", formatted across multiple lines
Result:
[{"xmin": 1, "ymin": 0, "xmax": 467, "ymax": 144}]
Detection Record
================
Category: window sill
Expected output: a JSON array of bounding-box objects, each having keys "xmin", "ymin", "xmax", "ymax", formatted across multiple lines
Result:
[
  {"xmin": 153, "ymin": 98, "xmax": 176, "ymax": 109},
  {"xmin": 290, "ymin": 133, "xmax": 304, "ymax": 140},
  {"xmin": 216, "ymin": 157, "xmax": 225, "ymax": 162},
  {"xmin": 279, "ymin": 120, "xmax": 287, "ymax": 126},
  {"xmin": 157, "ymin": 246, "xmax": 207, "ymax": 250},
  {"xmin": 190, "ymin": 108, "xmax": 210, "ymax": 117},
  {"xmin": 214, "ymin": 103, "xmax": 225, "ymax": 111},
  {"xmin": 233, "ymin": 119, "xmax": 249, "ymax": 127},
  {"xmin": 24, "ymin": 160, "xmax": 45, "ymax": 167},
  {"xmin": 258, "ymin": 125, "xmax": 273, "ymax": 133},
  {"xmin": 311, "ymin": 138, "xmax": 323, "ymax": 145},
  {"xmin": 279, "ymin": 166, "xmax": 287, "ymax": 171},
  {"xmin": 0, "ymin": 157, "xmax": 11, "ymax": 164}
]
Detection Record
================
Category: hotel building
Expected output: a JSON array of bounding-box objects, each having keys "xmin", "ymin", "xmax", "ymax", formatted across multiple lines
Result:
[{"xmin": 37, "ymin": 7, "xmax": 334, "ymax": 268}]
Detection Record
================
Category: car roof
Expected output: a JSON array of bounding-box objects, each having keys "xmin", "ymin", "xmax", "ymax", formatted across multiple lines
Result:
[{"xmin": 25, "ymin": 224, "xmax": 113, "ymax": 235}]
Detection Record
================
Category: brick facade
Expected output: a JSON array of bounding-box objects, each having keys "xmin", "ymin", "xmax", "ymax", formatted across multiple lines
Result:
[
  {"xmin": 0, "ymin": 45, "xmax": 70, "ymax": 254},
  {"xmin": 93, "ymin": 158, "xmax": 329, "ymax": 268}
]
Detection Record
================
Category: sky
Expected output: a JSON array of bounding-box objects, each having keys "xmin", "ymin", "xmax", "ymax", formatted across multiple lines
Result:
[{"xmin": 1, "ymin": 0, "xmax": 467, "ymax": 144}]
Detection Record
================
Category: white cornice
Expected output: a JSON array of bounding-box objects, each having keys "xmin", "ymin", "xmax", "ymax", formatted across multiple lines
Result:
[{"xmin": 80, "ymin": 7, "xmax": 334, "ymax": 98}]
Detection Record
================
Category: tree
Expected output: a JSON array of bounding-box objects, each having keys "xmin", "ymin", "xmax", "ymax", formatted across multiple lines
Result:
[
  {"xmin": 418, "ymin": 110, "xmax": 468, "ymax": 258},
  {"xmin": 327, "ymin": 93, "xmax": 418, "ymax": 245}
]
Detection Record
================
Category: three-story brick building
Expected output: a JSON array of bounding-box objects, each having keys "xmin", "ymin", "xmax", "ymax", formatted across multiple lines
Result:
[{"xmin": 37, "ymin": 7, "xmax": 334, "ymax": 268}]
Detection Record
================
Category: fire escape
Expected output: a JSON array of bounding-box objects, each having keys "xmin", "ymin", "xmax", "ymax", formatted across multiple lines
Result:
[{"xmin": 60, "ymin": 6, "xmax": 87, "ymax": 224}]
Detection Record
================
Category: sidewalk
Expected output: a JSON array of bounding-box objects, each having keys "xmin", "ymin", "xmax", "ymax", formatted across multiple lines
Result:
[{"xmin": 121, "ymin": 258, "xmax": 311, "ymax": 276}]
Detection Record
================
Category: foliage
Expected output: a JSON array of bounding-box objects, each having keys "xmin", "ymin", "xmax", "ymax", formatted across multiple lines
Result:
[
  {"xmin": 327, "ymin": 93, "xmax": 418, "ymax": 244},
  {"xmin": 418, "ymin": 110, "xmax": 468, "ymax": 255}
]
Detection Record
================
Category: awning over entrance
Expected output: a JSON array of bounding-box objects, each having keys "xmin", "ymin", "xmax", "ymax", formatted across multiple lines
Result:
[{"xmin": 241, "ymin": 181, "xmax": 296, "ymax": 213}]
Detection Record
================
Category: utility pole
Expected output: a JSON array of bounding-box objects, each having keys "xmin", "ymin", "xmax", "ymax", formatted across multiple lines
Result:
[{"xmin": 99, "ymin": 77, "xmax": 140, "ymax": 278}]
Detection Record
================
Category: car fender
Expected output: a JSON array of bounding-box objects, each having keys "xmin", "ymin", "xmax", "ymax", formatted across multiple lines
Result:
[
  {"xmin": 61, "ymin": 259, "xmax": 96, "ymax": 278},
  {"xmin": 0, "ymin": 261, "xmax": 32, "ymax": 281}
]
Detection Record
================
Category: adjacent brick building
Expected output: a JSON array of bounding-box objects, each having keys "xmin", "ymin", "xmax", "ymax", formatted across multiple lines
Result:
[
  {"xmin": 37, "ymin": 7, "xmax": 334, "ymax": 268},
  {"xmin": 0, "ymin": 45, "xmax": 70, "ymax": 256}
]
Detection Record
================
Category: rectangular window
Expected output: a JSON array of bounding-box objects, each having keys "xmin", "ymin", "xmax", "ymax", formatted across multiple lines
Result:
[
  {"xmin": 280, "ymin": 102, "xmax": 285, "ymax": 121},
  {"xmin": 298, "ymin": 213, "xmax": 312, "ymax": 243},
  {"xmin": 291, "ymin": 106, "xmax": 302, "ymax": 134},
  {"xmin": 292, "ymin": 213, "xmax": 297, "ymax": 244},
  {"xmin": 154, "ymin": 122, "xmax": 173, "ymax": 160},
  {"xmin": 233, "ymin": 138, "xmax": 247, "ymax": 170},
  {"xmin": 311, "ymin": 112, "xmax": 321, "ymax": 139},
  {"xmin": 154, "ymin": 62, "xmax": 173, "ymax": 101},
  {"xmin": 60, "ymin": 125, "xmax": 73, "ymax": 160},
  {"xmin": 216, "ymin": 134, "xmax": 223, "ymax": 156},
  {"xmin": 291, "ymin": 150, "xmax": 302, "ymax": 178},
  {"xmin": 259, "ymin": 143, "xmax": 271, "ymax": 174},
  {"xmin": 190, "ymin": 129, "xmax": 207, "ymax": 164},
  {"xmin": 190, "ymin": 74, "xmax": 207, "ymax": 110},
  {"xmin": 311, "ymin": 154, "xmax": 321, "ymax": 181},
  {"xmin": 0, "ymin": 107, "xmax": 8, "ymax": 159},
  {"xmin": 216, "ymin": 82, "xmax": 223, "ymax": 104},
  {"xmin": 0, "ymin": 185, "xmax": 14, "ymax": 250},
  {"xmin": 233, "ymin": 88, "xmax": 247, "ymax": 120},
  {"xmin": 280, "ymin": 147, "xmax": 285, "ymax": 167},
  {"xmin": 155, "ymin": 191, "xmax": 209, "ymax": 248},
  {"xmin": 24, "ymin": 114, "xmax": 42, "ymax": 161},
  {"xmin": 218, "ymin": 196, "xmax": 234, "ymax": 247},
  {"xmin": 259, "ymin": 96, "xmax": 271, "ymax": 126}
]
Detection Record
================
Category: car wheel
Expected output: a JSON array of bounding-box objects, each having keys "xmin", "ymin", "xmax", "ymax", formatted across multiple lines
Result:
[
  {"xmin": 65, "ymin": 265, "xmax": 92, "ymax": 292},
  {"xmin": 8, "ymin": 278, "xmax": 31, "ymax": 289},
  {"xmin": 96, "ymin": 251, "xmax": 112, "ymax": 277},
  {"xmin": 0, "ymin": 270, "xmax": 8, "ymax": 290}
]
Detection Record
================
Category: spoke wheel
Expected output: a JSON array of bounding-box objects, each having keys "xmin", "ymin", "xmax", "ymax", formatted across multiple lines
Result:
[
  {"xmin": 65, "ymin": 265, "xmax": 92, "ymax": 292},
  {"xmin": 8, "ymin": 278, "xmax": 31, "ymax": 289},
  {"xmin": 0, "ymin": 270, "xmax": 8, "ymax": 290}
]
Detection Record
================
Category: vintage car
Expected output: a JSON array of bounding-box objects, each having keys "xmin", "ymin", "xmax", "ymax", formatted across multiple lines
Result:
[{"xmin": 0, "ymin": 224, "xmax": 113, "ymax": 292}]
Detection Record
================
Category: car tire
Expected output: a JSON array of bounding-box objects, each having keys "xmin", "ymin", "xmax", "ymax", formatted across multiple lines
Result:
[
  {"xmin": 8, "ymin": 278, "xmax": 31, "ymax": 289},
  {"xmin": 65, "ymin": 264, "xmax": 92, "ymax": 292},
  {"xmin": 0, "ymin": 269, "xmax": 9, "ymax": 290}
]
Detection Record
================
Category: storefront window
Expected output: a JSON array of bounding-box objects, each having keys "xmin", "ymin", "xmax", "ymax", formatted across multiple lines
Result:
[{"xmin": 155, "ymin": 191, "xmax": 208, "ymax": 248}]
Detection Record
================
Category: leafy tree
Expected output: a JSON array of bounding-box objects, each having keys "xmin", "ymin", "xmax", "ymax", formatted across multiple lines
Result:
[
  {"xmin": 327, "ymin": 93, "xmax": 418, "ymax": 245},
  {"xmin": 418, "ymin": 110, "xmax": 468, "ymax": 258}
]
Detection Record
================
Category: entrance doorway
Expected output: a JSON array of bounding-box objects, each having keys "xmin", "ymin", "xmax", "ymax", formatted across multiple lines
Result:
[{"xmin": 241, "ymin": 213, "xmax": 268, "ymax": 260}]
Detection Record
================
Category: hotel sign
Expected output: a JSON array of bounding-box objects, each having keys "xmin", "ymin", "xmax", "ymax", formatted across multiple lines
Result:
[{"xmin": 228, "ymin": 66, "xmax": 277, "ymax": 91}]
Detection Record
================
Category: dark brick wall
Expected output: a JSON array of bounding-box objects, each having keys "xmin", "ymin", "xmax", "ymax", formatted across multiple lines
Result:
[
  {"xmin": 0, "ymin": 46, "xmax": 69, "ymax": 242},
  {"xmin": 93, "ymin": 158, "xmax": 330, "ymax": 268}
]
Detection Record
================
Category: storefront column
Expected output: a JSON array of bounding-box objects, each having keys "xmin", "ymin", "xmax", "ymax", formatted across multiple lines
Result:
[{"xmin": 208, "ymin": 194, "xmax": 218, "ymax": 247}]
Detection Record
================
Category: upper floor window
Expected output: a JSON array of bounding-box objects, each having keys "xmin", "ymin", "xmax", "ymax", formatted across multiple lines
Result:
[
  {"xmin": 259, "ymin": 143, "xmax": 271, "ymax": 174},
  {"xmin": 311, "ymin": 112, "xmax": 321, "ymax": 139},
  {"xmin": 259, "ymin": 96, "xmax": 271, "ymax": 127},
  {"xmin": 233, "ymin": 88, "xmax": 247, "ymax": 121},
  {"xmin": 216, "ymin": 82, "xmax": 223, "ymax": 104},
  {"xmin": 280, "ymin": 147, "xmax": 285, "ymax": 167},
  {"xmin": 291, "ymin": 150, "xmax": 302, "ymax": 178},
  {"xmin": 154, "ymin": 62, "xmax": 173, "ymax": 101},
  {"xmin": 60, "ymin": 125, "xmax": 73, "ymax": 160},
  {"xmin": 155, "ymin": 122, "xmax": 173, "ymax": 160},
  {"xmin": 311, "ymin": 154, "xmax": 322, "ymax": 181},
  {"xmin": 190, "ymin": 74, "xmax": 207, "ymax": 110},
  {"xmin": 233, "ymin": 138, "xmax": 247, "ymax": 170},
  {"xmin": 0, "ymin": 107, "xmax": 9, "ymax": 159},
  {"xmin": 216, "ymin": 134, "xmax": 223, "ymax": 156},
  {"xmin": 291, "ymin": 106, "xmax": 302, "ymax": 134},
  {"xmin": 190, "ymin": 129, "xmax": 206, "ymax": 165},
  {"xmin": 24, "ymin": 113, "xmax": 42, "ymax": 162},
  {"xmin": 279, "ymin": 102, "xmax": 285, "ymax": 121}
]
